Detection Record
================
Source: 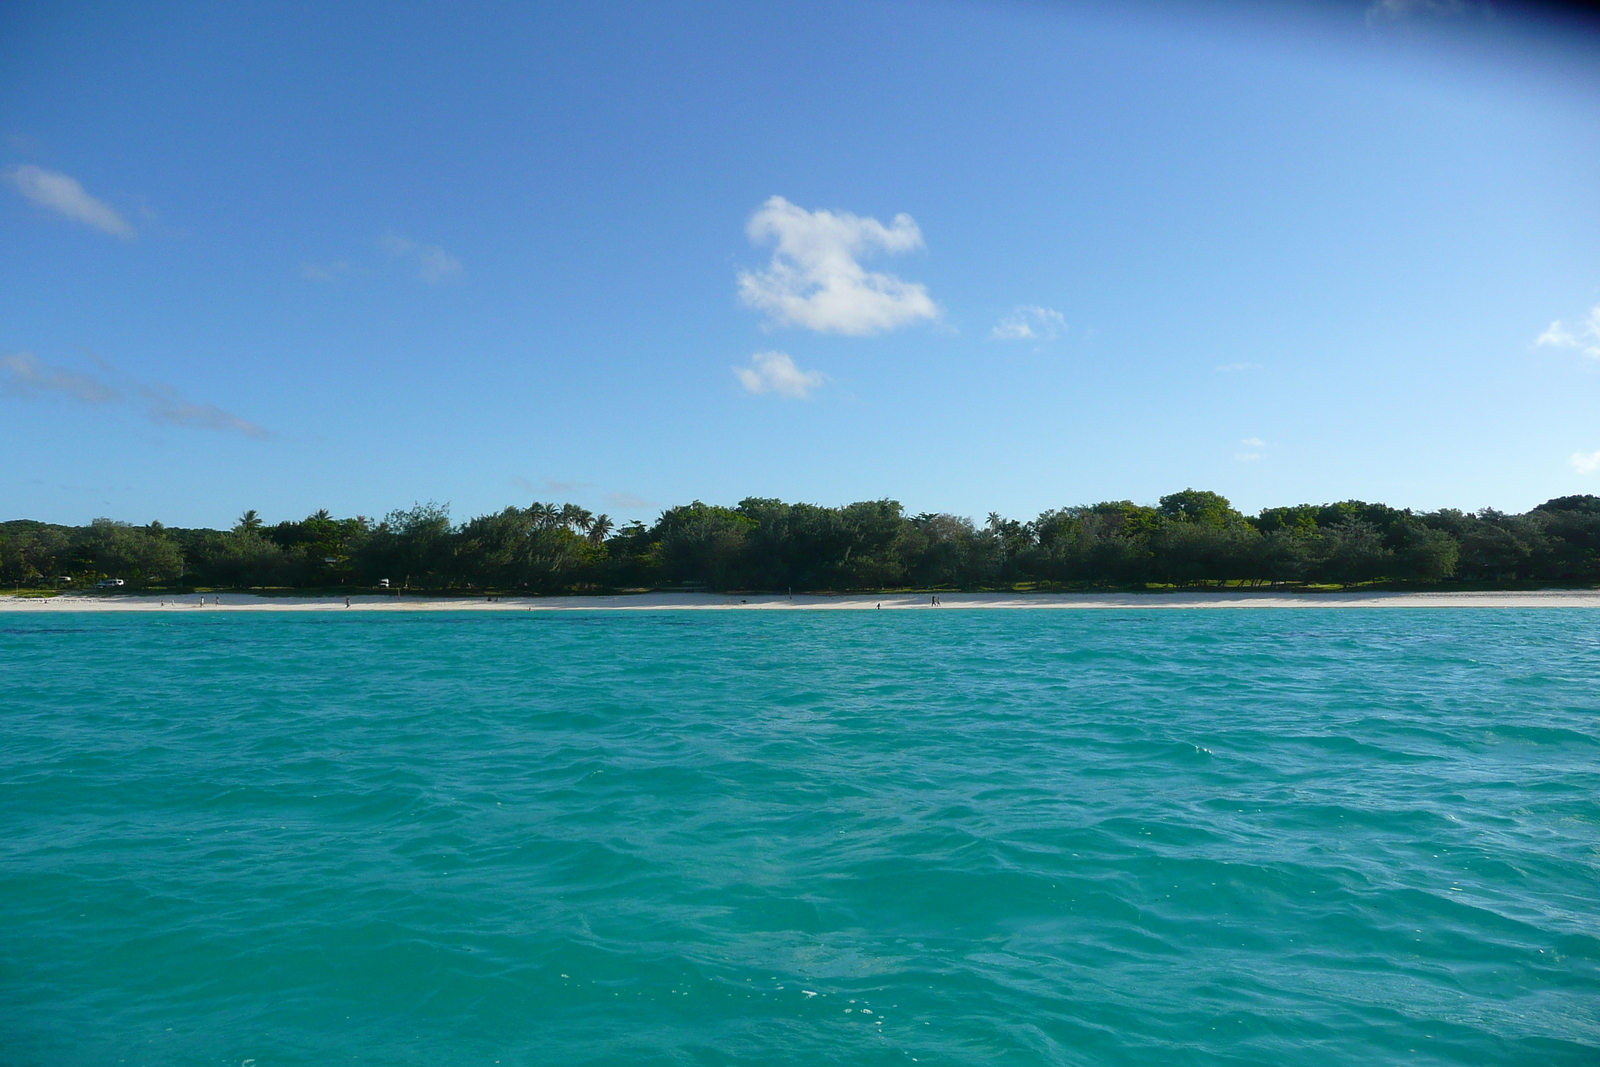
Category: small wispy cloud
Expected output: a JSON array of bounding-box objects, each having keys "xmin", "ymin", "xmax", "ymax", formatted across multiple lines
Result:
[
  {"xmin": 734, "ymin": 351, "xmax": 825, "ymax": 399},
  {"xmin": 1234, "ymin": 437, "xmax": 1265, "ymax": 462},
  {"xmin": 301, "ymin": 259, "xmax": 353, "ymax": 282},
  {"xmin": 513, "ymin": 476, "xmax": 593, "ymax": 495},
  {"xmin": 1216, "ymin": 362, "xmax": 1262, "ymax": 373},
  {"xmin": 380, "ymin": 233, "xmax": 463, "ymax": 284},
  {"xmin": 991, "ymin": 306, "xmax": 1066, "ymax": 341},
  {"xmin": 4, "ymin": 164, "xmax": 135, "ymax": 238},
  {"xmin": 1, "ymin": 351, "xmax": 269, "ymax": 438},
  {"xmin": 605, "ymin": 491, "xmax": 655, "ymax": 511},
  {"xmin": 138, "ymin": 384, "xmax": 270, "ymax": 437},
  {"xmin": 1366, "ymin": 0, "xmax": 1466, "ymax": 22},
  {"xmin": 1535, "ymin": 306, "xmax": 1600, "ymax": 359},
  {"xmin": 1571, "ymin": 450, "xmax": 1600, "ymax": 475},
  {"xmin": 0, "ymin": 351, "xmax": 120, "ymax": 403},
  {"xmin": 1538, "ymin": 323, "xmax": 1578, "ymax": 347},
  {"xmin": 738, "ymin": 196, "xmax": 937, "ymax": 335}
]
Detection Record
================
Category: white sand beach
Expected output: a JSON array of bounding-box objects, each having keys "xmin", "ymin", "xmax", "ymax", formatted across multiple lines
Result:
[{"xmin": 4, "ymin": 589, "xmax": 1600, "ymax": 612}]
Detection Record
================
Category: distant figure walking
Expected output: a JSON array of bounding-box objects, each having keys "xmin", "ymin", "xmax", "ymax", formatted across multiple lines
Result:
[{"xmin": 345, "ymin": 597, "xmax": 351, "ymax": 608}]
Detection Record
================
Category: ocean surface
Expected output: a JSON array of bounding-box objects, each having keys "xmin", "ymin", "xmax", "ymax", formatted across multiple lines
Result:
[{"xmin": 2, "ymin": 609, "xmax": 1597, "ymax": 1066}]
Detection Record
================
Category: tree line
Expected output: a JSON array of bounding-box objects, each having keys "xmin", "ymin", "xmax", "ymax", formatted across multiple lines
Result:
[{"xmin": 4, "ymin": 489, "xmax": 1600, "ymax": 594}]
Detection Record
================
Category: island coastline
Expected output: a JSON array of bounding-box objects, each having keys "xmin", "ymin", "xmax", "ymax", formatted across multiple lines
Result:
[{"xmin": 7, "ymin": 589, "xmax": 1600, "ymax": 611}]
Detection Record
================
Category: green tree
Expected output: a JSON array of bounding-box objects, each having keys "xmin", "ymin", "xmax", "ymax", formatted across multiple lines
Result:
[
  {"xmin": 356, "ymin": 503, "xmax": 455, "ymax": 589},
  {"xmin": 1253, "ymin": 505, "xmax": 1320, "ymax": 535},
  {"xmin": 1529, "ymin": 499, "xmax": 1600, "ymax": 580},
  {"xmin": 454, "ymin": 503, "xmax": 597, "ymax": 591},
  {"xmin": 1149, "ymin": 521, "xmax": 1257, "ymax": 587},
  {"xmin": 266, "ymin": 511, "xmax": 372, "ymax": 584},
  {"xmin": 1316, "ymin": 520, "xmax": 1392, "ymax": 586},
  {"xmin": 1251, "ymin": 528, "xmax": 1320, "ymax": 586},
  {"xmin": 653, "ymin": 502, "xmax": 754, "ymax": 589},
  {"xmin": 1158, "ymin": 489, "xmax": 1241, "ymax": 527},
  {"xmin": 0, "ymin": 522, "xmax": 71, "ymax": 585},
  {"xmin": 73, "ymin": 518, "xmax": 184, "ymax": 585},
  {"xmin": 1391, "ymin": 519, "xmax": 1458, "ymax": 582}
]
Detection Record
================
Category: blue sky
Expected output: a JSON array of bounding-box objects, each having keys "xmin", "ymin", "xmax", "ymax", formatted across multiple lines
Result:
[{"xmin": 4, "ymin": 0, "xmax": 1600, "ymax": 528}]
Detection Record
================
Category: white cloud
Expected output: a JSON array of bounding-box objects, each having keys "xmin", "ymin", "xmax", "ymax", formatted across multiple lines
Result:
[
  {"xmin": 415, "ymin": 246, "xmax": 463, "ymax": 284},
  {"xmin": 1, "ymin": 351, "xmax": 120, "ymax": 403},
  {"xmin": 1537, "ymin": 322, "xmax": 1577, "ymax": 347},
  {"xmin": 991, "ymin": 306, "xmax": 1066, "ymax": 341},
  {"xmin": 4, "ymin": 164, "xmax": 135, "ymax": 238},
  {"xmin": 737, "ymin": 196, "xmax": 937, "ymax": 335},
  {"xmin": 1, "ymin": 351, "xmax": 268, "ymax": 438},
  {"xmin": 138, "ymin": 384, "xmax": 270, "ymax": 438},
  {"xmin": 734, "ymin": 351, "xmax": 825, "ymax": 399},
  {"xmin": 301, "ymin": 259, "xmax": 353, "ymax": 282},
  {"xmin": 1535, "ymin": 306, "xmax": 1600, "ymax": 358},
  {"xmin": 1215, "ymin": 362, "xmax": 1262, "ymax": 373},
  {"xmin": 515, "ymin": 477, "xmax": 591, "ymax": 495},
  {"xmin": 1234, "ymin": 436, "xmax": 1265, "ymax": 462},
  {"xmin": 1367, "ymin": 0, "xmax": 1466, "ymax": 21},
  {"xmin": 605, "ymin": 491, "xmax": 655, "ymax": 511},
  {"xmin": 1571, "ymin": 451, "xmax": 1600, "ymax": 474},
  {"xmin": 380, "ymin": 233, "xmax": 463, "ymax": 283}
]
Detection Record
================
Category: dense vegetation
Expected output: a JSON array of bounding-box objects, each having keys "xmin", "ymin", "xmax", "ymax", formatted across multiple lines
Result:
[{"xmin": 5, "ymin": 490, "xmax": 1600, "ymax": 594}]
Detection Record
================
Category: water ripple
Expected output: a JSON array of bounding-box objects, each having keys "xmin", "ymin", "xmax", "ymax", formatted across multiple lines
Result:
[{"xmin": 1, "ymin": 609, "xmax": 1597, "ymax": 1065}]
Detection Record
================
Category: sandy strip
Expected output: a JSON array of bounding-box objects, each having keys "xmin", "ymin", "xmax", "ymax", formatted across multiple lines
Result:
[{"xmin": 4, "ymin": 590, "xmax": 1600, "ymax": 611}]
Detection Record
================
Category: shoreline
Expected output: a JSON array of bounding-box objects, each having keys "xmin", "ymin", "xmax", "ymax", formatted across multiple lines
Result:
[{"xmin": 5, "ymin": 589, "xmax": 1600, "ymax": 611}]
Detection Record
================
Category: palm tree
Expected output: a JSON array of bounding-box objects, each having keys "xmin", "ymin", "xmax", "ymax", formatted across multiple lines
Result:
[
  {"xmin": 587, "ymin": 514, "xmax": 614, "ymax": 545},
  {"xmin": 561, "ymin": 504, "xmax": 595, "ymax": 532},
  {"xmin": 236, "ymin": 509, "xmax": 263, "ymax": 532}
]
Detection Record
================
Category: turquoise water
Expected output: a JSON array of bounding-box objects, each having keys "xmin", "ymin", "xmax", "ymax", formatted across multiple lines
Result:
[{"xmin": 2, "ymin": 610, "xmax": 1597, "ymax": 1066}]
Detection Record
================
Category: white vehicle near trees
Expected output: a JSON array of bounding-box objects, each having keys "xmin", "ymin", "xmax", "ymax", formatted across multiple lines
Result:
[{"xmin": 94, "ymin": 578, "xmax": 125, "ymax": 589}]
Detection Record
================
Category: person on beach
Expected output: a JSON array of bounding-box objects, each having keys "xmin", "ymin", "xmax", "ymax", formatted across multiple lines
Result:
[{"xmin": 345, "ymin": 597, "xmax": 350, "ymax": 608}]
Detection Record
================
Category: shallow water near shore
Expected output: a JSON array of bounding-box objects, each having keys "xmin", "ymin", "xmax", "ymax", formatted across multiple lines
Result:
[{"xmin": 2, "ymin": 610, "xmax": 1597, "ymax": 1066}]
